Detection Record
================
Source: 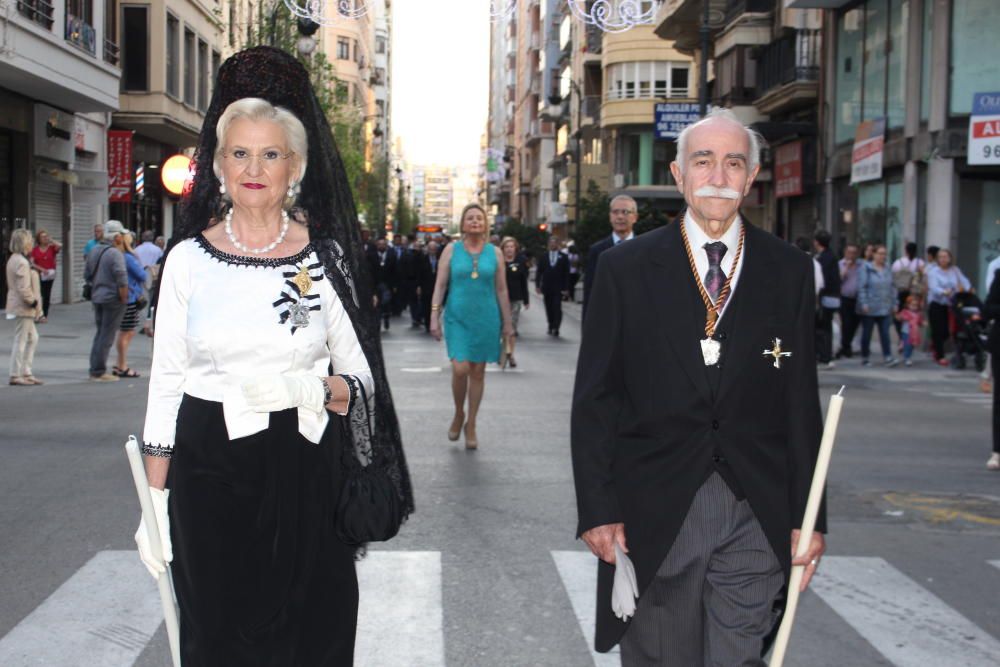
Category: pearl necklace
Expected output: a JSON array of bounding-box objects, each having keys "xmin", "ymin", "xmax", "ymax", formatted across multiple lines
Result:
[{"xmin": 224, "ymin": 208, "xmax": 290, "ymax": 254}]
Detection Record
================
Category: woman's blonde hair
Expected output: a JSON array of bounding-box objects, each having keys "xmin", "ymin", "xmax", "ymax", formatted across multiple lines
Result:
[
  {"xmin": 459, "ymin": 203, "xmax": 488, "ymax": 233},
  {"xmin": 9, "ymin": 228, "xmax": 32, "ymax": 255},
  {"xmin": 213, "ymin": 97, "xmax": 308, "ymax": 207},
  {"xmin": 122, "ymin": 232, "xmax": 135, "ymax": 254},
  {"xmin": 500, "ymin": 236, "xmax": 519, "ymax": 252}
]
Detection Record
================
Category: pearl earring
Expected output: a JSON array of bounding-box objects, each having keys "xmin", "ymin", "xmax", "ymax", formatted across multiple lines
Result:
[
  {"xmin": 219, "ymin": 179, "xmax": 226, "ymax": 195},
  {"xmin": 287, "ymin": 184, "xmax": 295, "ymax": 199}
]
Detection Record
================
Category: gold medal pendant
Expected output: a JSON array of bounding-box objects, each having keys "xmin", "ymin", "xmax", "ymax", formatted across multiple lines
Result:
[
  {"xmin": 471, "ymin": 271, "xmax": 480, "ymax": 280},
  {"xmin": 293, "ymin": 265, "xmax": 313, "ymax": 295}
]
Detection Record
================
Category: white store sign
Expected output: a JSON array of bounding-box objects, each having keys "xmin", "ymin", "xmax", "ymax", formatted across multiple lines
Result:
[{"xmin": 968, "ymin": 92, "xmax": 1000, "ymax": 165}]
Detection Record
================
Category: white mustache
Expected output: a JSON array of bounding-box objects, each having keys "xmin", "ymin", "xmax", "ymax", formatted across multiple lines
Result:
[{"xmin": 694, "ymin": 186, "xmax": 741, "ymax": 200}]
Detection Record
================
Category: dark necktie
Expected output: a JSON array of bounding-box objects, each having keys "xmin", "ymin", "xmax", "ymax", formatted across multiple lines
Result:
[{"xmin": 704, "ymin": 241, "xmax": 728, "ymax": 302}]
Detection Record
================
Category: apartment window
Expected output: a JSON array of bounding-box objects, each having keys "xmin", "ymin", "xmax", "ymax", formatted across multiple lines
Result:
[
  {"xmin": 353, "ymin": 39, "xmax": 360, "ymax": 63},
  {"xmin": 337, "ymin": 37, "xmax": 350, "ymax": 60},
  {"xmin": 951, "ymin": 0, "xmax": 1000, "ymax": 115},
  {"xmin": 166, "ymin": 14, "xmax": 179, "ymax": 98},
  {"xmin": 184, "ymin": 28, "xmax": 196, "ymax": 105},
  {"xmin": 833, "ymin": 0, "xmax": 908, "ymax": 144},
  {"xmin": 121, "ymin": 6, "xmax": 148, "ymax": 91},
  {"xmin": 66, "ymin": 0, "xmax": 96, "ymax": 54},
  {"xmin": 375, "ymin": 35, "xmax": 387, "ymax": 54},
  {"xmin": 104, "ymin": 0, "xmax": 119, "ymax": 65},
  {"xmin": 229, "ymin": 0, "xmax": 236, "ymax": 47},
  {"xmin": 212, "ymin": 50, "xmax": 221, "ymax": 90},
  {"xmin": 198, "ymin": 39, "xmax": 209, "ymax": 111},
  {"xmin": 16, "ymin": 0, "xmax": 55, "ymax": 31},
  {"xmin": 606, "ymin": 62, "xmax": 691, "ymax": 100}
]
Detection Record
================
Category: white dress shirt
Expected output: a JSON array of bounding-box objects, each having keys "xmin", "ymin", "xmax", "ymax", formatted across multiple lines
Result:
[
  {"xmin": 683, "ymin": 213, "xmax": 745, "ymax": 322},
  {"xmin": 613, "ymin": 231, "xmax": 635, "ymax": 245},
  {"xmin": 143, "ymin": 237, "xmax": 373, "ymax": 451}
]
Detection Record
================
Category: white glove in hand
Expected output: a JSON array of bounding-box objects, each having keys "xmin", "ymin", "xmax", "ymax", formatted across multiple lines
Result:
[
  {"xmin": 611, "ymin": 542, "xmax": 639, "ymax": 621},
  {"xmin": 134, "ymin": 487, "xmax": 173, "ymax": 579},
  {"xmin": 241, "ymin": 375, "xmax": 326, "ymax": 415}
]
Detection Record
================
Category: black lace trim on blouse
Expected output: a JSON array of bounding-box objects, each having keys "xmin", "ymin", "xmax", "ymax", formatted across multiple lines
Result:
[
  {"xmin": 194, "ymin": 234, "xmax": 315, "ymax": 268},
  {"xmin": 338, "ymin": 374, "xmax": 360, "ymax": 414},
  {"xmin": 141, "ymin": 443, "xmax": 174, "ymax": 459}
]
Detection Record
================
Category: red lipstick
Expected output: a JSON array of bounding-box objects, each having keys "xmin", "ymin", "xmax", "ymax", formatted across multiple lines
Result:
[{"xmin": 242, "ymin": 183, "xmax": 266, "ymax": 190}]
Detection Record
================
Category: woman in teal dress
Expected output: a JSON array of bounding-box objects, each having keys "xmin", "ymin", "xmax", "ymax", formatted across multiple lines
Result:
[{"xmin": 430, "ymin": 203, "xmax": 514, "ymax": 449}]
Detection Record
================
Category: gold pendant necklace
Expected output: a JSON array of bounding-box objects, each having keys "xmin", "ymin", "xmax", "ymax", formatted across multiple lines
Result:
[
  {"xmin": 293, "ymin": 265, "xmax": 313, "ymax": 295},
  {"xmin": 471, "ymin": 253, "xmax": 480, "ymax": 280}
]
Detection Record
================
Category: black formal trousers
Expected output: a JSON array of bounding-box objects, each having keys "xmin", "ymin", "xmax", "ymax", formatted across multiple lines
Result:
[
  {"xmin": 839, "ymin": 296, "xmax": 859, "ymax": 356},
  {"xmin": 928, "ymin": 302, "xmax": 951, "ymax": 360},
  {"xmin": 816, "ymin": 306, "xmax": 836, "ymax": 363},
  {"xmin": 543, "ymin": 289, "xmax": 563, "ymax": 333}
]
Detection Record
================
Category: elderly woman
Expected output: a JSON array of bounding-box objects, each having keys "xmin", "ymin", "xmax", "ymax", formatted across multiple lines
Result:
[
  {"xmin": 926, "ymin": 248, "xmax": 972, "ymax": 366},
  {"xmin": 6, "ymin": 229, "xmax": 42, "ymax": 385},
  {"xmin": 429, "ymin": 204, "xmax": 514, "ymax": 448},
  {"xmin": 135, "ymin": 48, "xmax": 412, "ymax": 665}
]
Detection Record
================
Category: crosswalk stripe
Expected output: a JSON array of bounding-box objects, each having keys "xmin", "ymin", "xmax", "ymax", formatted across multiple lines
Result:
[
  {"xmin": 552, "ymin": 551, "xmax": 620, "ymax": 667},
  {"xmin": 932, "ymin": 392, "xmax": 987, "ymax": 398},
  {"xmin": 958, "ymin": 398, "xmax": 992, "ymax": 405},
  {"xmin": 811, "ymin": 557, "xmax": 1000, "ymax": 666},
  {"xmin": 0, "ymin": 551, "xmax": 162, "ymax": 666},
  {"xmin": 400, "ymin": 366, "xmax": 443, "ymax": 373},
  {"xmin": 989, "ymin": 560, "xmax": 1000, "ymax": 572},
  {"xmin": 356, "ymin": 551, "xmax": 444, "ymax": 666}
]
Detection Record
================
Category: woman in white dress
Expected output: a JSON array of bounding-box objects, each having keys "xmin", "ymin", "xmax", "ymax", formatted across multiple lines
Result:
[{"xmin": 135, "ymin": 47, "xmax": 412, "ymax": 666}]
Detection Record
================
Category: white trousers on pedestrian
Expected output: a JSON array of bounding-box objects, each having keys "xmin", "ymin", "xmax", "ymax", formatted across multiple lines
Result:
[{"xmin": 9, "ymin": 316, "xmax": 38, "ymax": 378}]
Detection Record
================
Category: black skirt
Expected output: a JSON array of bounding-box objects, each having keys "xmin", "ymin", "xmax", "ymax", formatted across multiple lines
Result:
[{"xmin": 168, "ymin": 395, "xmax": 358, "ymax": 666}]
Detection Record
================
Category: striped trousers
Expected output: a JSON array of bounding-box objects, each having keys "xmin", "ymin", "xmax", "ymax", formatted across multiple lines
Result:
[{"xmin": 620, "ymin": 473, "xmax": 783, "ymax": 666}]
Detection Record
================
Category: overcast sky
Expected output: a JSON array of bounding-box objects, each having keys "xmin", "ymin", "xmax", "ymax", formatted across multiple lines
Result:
[{"xmin": 391, "ymin": 0, "xmax": 490, "ymax": 168}]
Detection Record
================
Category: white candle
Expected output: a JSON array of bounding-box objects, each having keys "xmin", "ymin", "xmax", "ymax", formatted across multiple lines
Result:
[{"xmin": 770, "ymin": 386, "xmax": 845, "ymax": 667}]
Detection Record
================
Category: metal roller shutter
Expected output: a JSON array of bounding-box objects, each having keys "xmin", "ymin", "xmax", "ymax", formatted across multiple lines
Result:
[{"xmin": 33, "ymin": 162, "xmax": 65, "ymax": 304}]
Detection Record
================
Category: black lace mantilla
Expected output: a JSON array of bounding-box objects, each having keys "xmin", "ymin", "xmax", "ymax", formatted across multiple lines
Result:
[
  {"xmin": 141, "ymin": 442, "xmax": 173, "ymax": 459},
  {"xmin": 194, "ymin": 234, "xmax": 316, "ymax": 268}
]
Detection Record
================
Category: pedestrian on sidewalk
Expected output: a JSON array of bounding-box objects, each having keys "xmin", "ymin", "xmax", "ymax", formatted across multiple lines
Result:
[
  {"xmin": 429, "ymin": 203, "xmax": 514, "ymax": 449},
  {"xmin": 926, "ymin": 248, "xmax": 971, "ymax": 366},
  {"xmin": 857, "ymin": 244, "xmax": 899, "ymax": 367},
  {"xmin": 136, "ymin": 47, "xmax": 412, "ymax": 666},
  {"xmin": 895, "ymin": 295, "xmax": 925, "ymax": 366},
  {"xmin": 29, "ymin": 229, "xmax": 61, "ymax": 323},
  {"xmin": 84, "ymin": 219, "xmax": 128, "ymax": 382},
  {"xmin": 6, "ymin": 229, "xmax": 43, "ymax": 386},
  {"xmin": 112, "ymin": 232, "xmax": 147, "ymax": 377},
  {"xmin": 134, "ymin": 230, "xmax": 164, "ymax": 337},
  {"xmin": 536, "ymin": 235, "xmax": 570, "ymax": 336},
  {"xmin": 813, "ymin": 230, "xmax": 841, "ymax": 368},
  {"xmin": 838, "ymin": 243, "xmax": 862, "ymax": 358},
  {"xmin": 891, "ymin": 242, "xmax": 926, "ymax": 338},
  {"xmin": 501, "ymin": 236, "xmax": 529, "ymax": 367},
  {"xmin": 82, "ymin": 223, "xmax": 103, "ymax": 259}
]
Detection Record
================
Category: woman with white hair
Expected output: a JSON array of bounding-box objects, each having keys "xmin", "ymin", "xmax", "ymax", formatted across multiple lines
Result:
[
  {"xmin": 136, "ymin": 47, "xmax": 412, "ymax": 665},
  {"xmin": 6, "ymin": 229, "xmax": 43, "ymax": 385}
]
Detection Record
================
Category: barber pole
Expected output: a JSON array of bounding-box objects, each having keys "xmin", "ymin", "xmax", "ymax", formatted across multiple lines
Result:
[{"xmin": 135, "ymin": 164, "xmax": 145, "ymax": 199}]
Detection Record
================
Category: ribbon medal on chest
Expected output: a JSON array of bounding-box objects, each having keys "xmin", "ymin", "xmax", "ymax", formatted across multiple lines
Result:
[{"xmin": 274, "ymin": 257, "xmax": 325, "ymax": 334}]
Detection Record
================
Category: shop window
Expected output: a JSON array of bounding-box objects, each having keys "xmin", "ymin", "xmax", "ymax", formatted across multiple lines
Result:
[
  {"xmin": 121, "ymin": 6, "xmax": 148, "ymax": 91},
  {"xmin": 862, "ymin": 0, "xmax": 887, "ymax": 126},
  {"xmin": 835, "ymin": 9, "xmax": 863, "ymax": 143},
  {"xmin": 166, "ymin": 14, "xmax": 179, "ymax": 98},
  {"xmin": 950, "ymin": 0, "xmax": 1000, "ymax": 115},
  {"xmin": 886, "ymin": 0, "xmax": 907, "ymax": 129},
  {"xmin": 856, "ymin": 179, "xmax": 902, "ymax": 260}
]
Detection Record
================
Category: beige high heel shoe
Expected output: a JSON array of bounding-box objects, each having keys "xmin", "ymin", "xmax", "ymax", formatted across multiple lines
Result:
[
  {"xmin": 448, "ymin": 413, "xmax": 464, "ymax": 441},
  {"xmin": 464, "ymin": 423, "xmax": 478, "ymax": 450}
]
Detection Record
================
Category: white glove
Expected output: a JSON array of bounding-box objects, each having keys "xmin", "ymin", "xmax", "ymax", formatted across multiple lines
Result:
[
  {"xmin": 134, "ymin": 487, "xmax": 173, "ymax": 579},
  {"xmin": 611, "ymin": 542, "xmax": 639, "ymax": 621},
  {"xmin": 240, "ymin": 375, "xmax": 326, "ymax": 415}
]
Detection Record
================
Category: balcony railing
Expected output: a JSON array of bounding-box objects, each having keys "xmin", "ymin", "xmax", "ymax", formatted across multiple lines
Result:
[
  {"xmin": 104, "ymin": 38, "xmax": 120, "ymax": 66},
  {"xmin": 724, "ymin": 0, "xmax": 773, "ymax": 26},
  {"xmin": 581, "ymin": 95, "xmax": 601, "ymax": 124},
  {"xmin": 65, "ymin": 13, "xmax": 96, "ymax": 55},
  {"xmin": 757, "ymin": 29, "xmax": 820, "ymax": 96},
  {"xmin": 16, "ymin": 0, "xmax": 54, "ymax": 30},
  {"xmin": 584, "ymin": 23, "xmax": 602, "ymax": 56}
]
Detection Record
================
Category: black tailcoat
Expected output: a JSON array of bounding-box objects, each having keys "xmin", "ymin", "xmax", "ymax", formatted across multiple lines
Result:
[{"xmin": 571, "ymin": 217, "xmax": 825, "ymax": 652}]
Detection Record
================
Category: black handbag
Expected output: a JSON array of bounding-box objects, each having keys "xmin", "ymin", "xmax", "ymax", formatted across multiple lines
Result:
[{"xmin": 334, "ymin": 380, "xmax": 404, "ymax": 545}]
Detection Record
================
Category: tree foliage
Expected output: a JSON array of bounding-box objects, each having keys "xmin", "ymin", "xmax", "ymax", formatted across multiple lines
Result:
[{"xmin": 570, "ymin": 180, "xmax": 612, "ymax": 258}]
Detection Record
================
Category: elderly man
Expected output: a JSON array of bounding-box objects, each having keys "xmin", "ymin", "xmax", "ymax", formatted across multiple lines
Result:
[
  {"xmin": 582, "ymin": 194, "xmax": 637, "ymax": 319},
  {"xmin": 82, "ymin": 223, "xmax": 104, "ymax": 259},
  {"xmin": 571, "ymin": 108, "xmax": 826, "ymax": 666},
  {"xmin": 84, "ymin": 220, "xmax": 129, "ymax": 381}
]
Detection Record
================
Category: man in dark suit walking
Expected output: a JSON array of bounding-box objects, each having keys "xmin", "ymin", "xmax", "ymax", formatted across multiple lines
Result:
[
  {"xmin": 536, "ymin": 236, "xmax": 570, "ymax": 336},
  {"xmin": 367, "ymin": 237, "xmax": 397, "ymax": 331},
  {"xmin": 582, "ymin": 195, "xmax": 638, "ymax": 320},
  {"xmin": 571, "ymin": 108, "xmax": 826, "ymax": 665},
  {"xmin": 416, "ymin": 240, "xmax": 440, "ymax": 332}
]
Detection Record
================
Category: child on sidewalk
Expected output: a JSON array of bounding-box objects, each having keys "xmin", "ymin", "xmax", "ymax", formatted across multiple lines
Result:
[{"xmin": 895, "ymin": 294, "xmax": 925, "ymax": 366}]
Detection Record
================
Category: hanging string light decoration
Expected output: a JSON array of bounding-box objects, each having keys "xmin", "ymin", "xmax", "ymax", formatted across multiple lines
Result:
[
  {"xmin": 489, "ymin": 0, "xmax": 518, "ymax": 21},
  {"xmin": 567, "ymin": 0, "xmax": 660, "ymax": 34},
  {"xmin": 282, "ymin": 0, "xmax": 371, "ymax": 26}
]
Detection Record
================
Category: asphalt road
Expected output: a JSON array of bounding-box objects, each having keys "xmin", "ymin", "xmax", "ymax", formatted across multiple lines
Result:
[{"xmin": 1, "ymin": 299, "xmax": 998, "ymax": 666}]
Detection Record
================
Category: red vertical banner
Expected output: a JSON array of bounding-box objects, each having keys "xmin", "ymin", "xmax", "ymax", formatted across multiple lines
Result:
[
  {"xmin": 107, "ymin": 130, "xmax": 133, "ymax": 202},
  {"xmin": 774, "ymin": 141, "xmax": 803, "ymax": 199}
]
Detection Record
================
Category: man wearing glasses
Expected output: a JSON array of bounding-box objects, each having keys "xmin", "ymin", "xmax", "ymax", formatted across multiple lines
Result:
[{"xmin": 582, "ymin": 195, "xmax": 637, "ymax": 320}]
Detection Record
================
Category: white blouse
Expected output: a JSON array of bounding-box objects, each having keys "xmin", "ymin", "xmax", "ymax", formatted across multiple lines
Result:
[{"xmin": 142, "ymin": 236, "xmax": 374, "ymax": 455}]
